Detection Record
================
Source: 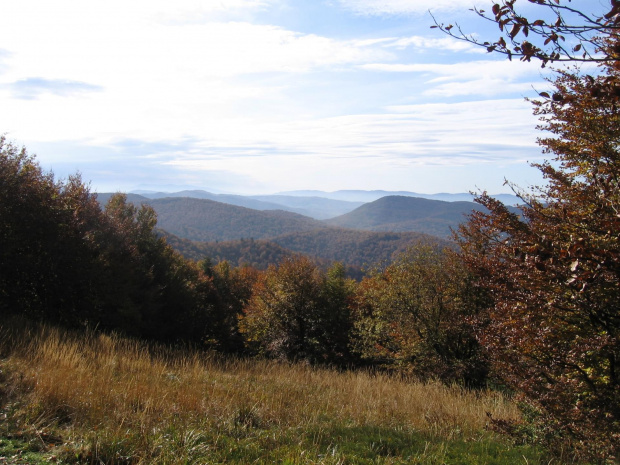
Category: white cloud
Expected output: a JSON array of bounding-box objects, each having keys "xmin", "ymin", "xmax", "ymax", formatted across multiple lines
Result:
[
  {"xmin": 337, "ymin": 0, "xmax": 480, "ymax": 15},
  {"xmin": 156, "ymin": 98, "xmax": 542, "ymax": 192},
  {"xmin": 361, "ymin": 59, "xmax": 547, "ymax": 96},
  {"xmin": 0, "ymin": 0, "xmax": 551, "ymax": 194},
  {"xmin": 384, "ymin": 35, "xmax": 482, "ymax": 53},
  {"xmin": 0, "ymin": 2, "xmax": 390, "ymax": 143},
  {"xmin": 165, "ymin": 98, "xmax": 540, "ymax": 167}
]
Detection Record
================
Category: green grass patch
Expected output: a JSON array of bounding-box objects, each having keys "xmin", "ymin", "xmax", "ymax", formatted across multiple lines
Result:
[{"xmin": 0, "ymin": 437, "xmax": 52, "ymax": 464}]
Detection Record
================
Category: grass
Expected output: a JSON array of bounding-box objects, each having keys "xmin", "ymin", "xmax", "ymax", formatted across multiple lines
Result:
[{"xmin": 0, "ymin": 321, "xmax": 561, "ymax": 464}]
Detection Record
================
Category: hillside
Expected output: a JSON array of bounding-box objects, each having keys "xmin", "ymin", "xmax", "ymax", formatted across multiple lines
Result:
[
  {"xmin": 98, "ymin": 196, "xmax": 328, "ymax": 242},
  {"xmin": 324, "ymin": 196, "xmax": 487, "ymax": 238},
  {"xmin": 161, "ymin": 232, "xmax": 293, "ymax": 268},
  {"xmin": 271, "ymin": 228, "xmax": 452, "ymax": 269},
  {"xmin": 135, "ymin": 190, "xmax": 308, "ymax": 214},
  {"xmin": 97, "ymin": 195, "xmax": 459, "ymax": 267}
]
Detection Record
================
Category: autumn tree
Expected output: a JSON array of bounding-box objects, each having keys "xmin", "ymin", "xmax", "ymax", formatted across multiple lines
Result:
[
  {"xmin": 0, "ymin": 140, "xmax": 226, "ymax": 344},
  {"xmin": 447, "ymin": 2, "xmax": 620, "ymax": 460},
  {"xmin": 351, "ymin": 244, "xmax": 488, "ymax": 386},
  {"xmin": 199, "ymin": 258, "xmax": 259, "ymax": 352},
  {"xmin": 240, "ymin": 257, "xmax": 356, "ymax": 365},
  {"xmin": 0, "ymin": 137, "xmax": 105, "ymax": 323}
]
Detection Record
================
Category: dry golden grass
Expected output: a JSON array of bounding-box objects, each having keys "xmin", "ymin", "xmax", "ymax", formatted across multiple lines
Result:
[
  {"xmin": 0, "ymin": 322, "xmax": 526, "ymax": 464},
  {"xmin": 2, "ymin": 325, "xmax": 517, "ymax": 434}
]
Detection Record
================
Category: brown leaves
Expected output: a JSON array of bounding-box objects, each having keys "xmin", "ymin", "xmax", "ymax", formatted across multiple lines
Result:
[
  {"xmin": 457, "ymin": 63, "xmax": 620, "ymax": 461},
  {"xmin": 434, "ymin": 0, "xmax": 617, "ymax": 66}
]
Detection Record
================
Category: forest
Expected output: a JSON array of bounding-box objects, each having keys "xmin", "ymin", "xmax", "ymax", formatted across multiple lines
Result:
[{"xmin": 1, "ymin": 1, "xmax": 620, "ymax": 463}]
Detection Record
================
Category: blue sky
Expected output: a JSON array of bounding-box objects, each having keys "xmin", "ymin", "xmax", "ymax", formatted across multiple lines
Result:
[{"xmin": 0, "ymin": 0, "xmax": 591, "ymax": 194}]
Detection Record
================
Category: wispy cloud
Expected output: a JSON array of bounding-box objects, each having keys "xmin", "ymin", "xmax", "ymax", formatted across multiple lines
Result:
[
  {"xmin": 337, "ymin": 0, "xmax": 480, "ymax": 15},
  {"xmin": 7, "ymin": 78, "xmax": 103, "ymax": 100},
  {"xmin": 361, "ymin": 59, "xmax": 547, "ymax": 97},
  {"xmin": 382, "ymin": 35, "xmax": 482, "ymax": 53},
  {"xmin": 0, "ymin": 0, "xmax": 551, "ymax": 194}
]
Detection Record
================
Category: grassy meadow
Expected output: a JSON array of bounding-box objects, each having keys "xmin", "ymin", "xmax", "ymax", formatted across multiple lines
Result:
[{"xmin": 0, "ymin": 322, "xmax": 560, "ymax": 464}]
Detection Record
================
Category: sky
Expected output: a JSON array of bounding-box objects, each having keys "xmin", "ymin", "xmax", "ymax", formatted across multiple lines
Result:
[{"xmin": 0, "ymin": 0, "xmax": 597, "ymax": 195}]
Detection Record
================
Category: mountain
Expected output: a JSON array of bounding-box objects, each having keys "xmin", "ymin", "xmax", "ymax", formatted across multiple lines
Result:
[
  {"xmin": 96, "ymin": 192, "xmax": 151, "ymax": 206},
  {"xmin": 248, "ymin": 195, "xmax": 363, "ymax": 219},
  {"xmin": 324, "ymin": 196, "xmax": 488, "ymax": 238},
  {"xmin": 96, "ymin": 193, "xmax": 479, "ymax": 245},
  {"xmin": 97, "ymin": 193, "xmax": 329, "ymax": 242},
  {"xmin": 125, "ymin": 189, "xmax": 362, "ymax": 219},
  {"xmin": 98, "ymin": 193, "xmax": 456, "ymax": 273},
  {"xmin": 278, "ymin": 189, "xmax": 522, "ymax": 205},
  {"xmin": 132, "ymin": 190, "xmax": 306, "ymax": 213},
  {"xmin": 145, "ymin": 197, "xmax": 328, "ymax": 242}
]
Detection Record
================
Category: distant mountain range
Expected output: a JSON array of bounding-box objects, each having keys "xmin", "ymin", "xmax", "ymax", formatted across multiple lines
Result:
[
  {"xmin": 122, "ymin": 188, "xmax": 522, "ymax": 220},
  {"xmin": 122, "ymin": 190, "xmax": 363, "ymax": 220},
  {"xmin": 276, "ymin": 189, "xmax": 522, "ymax": 206},
  {"xmin": 96, "ymin": 190, "xmax": 518, "ymax": 271},
  {"xmin": 96, "ymin": 194, "xmax": 328, "ymax": 242}
]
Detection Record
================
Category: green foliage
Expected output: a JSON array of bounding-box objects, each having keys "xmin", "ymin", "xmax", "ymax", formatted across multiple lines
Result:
[
  {"xmin": 199, "ymin": 259, "xmax": 259, "ymax": 352},
  {"xmin": 351, "ymin": 243, "xmax": 488, "ymax": 386},
  {"xmin": 96, "ymin": 193, "xmax": 221, "ymax": 342}
]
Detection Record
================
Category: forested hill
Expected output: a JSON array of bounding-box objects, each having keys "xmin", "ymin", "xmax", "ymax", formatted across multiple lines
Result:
[
  {"xmin": 97, "ymin": 195, "xmax": 329, "ymax": 242},
  {"xmin": 95, "ymin": 194, "xmax": 479, "ymax": 257},
  {"xmin": 160, "ymin": 232, "xmax": 293, "ymax": 268},
  {"xmin": 270, "ymin": 228, "xmax": 452, "ymax": 269},
  {"xmin": 324, "ymin": 196, "xmax": 488, "ymax": 238},
  {"xmin": 149, "ymin": 197, "xmax": 329, "ymax": 242},
  {"xmin": 162, "ymin": 227, "xmax": 450, "ymax": 273}
]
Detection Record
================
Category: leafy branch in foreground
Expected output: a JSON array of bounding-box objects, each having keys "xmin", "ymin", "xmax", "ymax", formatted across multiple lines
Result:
[{"xmin": 432, "ymin": 0, "xmax": 620, "ymax": 66}]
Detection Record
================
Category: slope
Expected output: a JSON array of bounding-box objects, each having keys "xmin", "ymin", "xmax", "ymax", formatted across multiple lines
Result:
[
  {"xmin": 147, "ymin": 197, "xmax": 328, "ymax": 242},
  {"xmin": 324, "ymin": 196, "xmax": 487, "ymax": 238}
]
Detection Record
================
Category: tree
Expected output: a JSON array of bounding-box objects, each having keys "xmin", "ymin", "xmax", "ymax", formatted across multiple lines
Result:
[
  {"xmin": 432, "ymin": 0, "xmax": 620, "ymax": 66},
  {"xmin": 0, "ymin": 137, "xmax": 105, "ymax": 323},
  {"xmin": 351, "ymin": 244, "xmax": 488, "ymax": 386},
  {"xmin": 199, "ymin": 258, "xmax": 259, "ymax": 353},
  {"xmin": 455, "ymin": 33, "xmax": 620, "ymax": 464},
  {"xmin": 240, "ymin": 256, "xmax": 356, "ymax": 364}
]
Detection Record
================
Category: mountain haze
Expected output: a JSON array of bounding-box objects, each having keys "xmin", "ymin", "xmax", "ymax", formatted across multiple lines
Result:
[
  {"xmin": 278, "ymin": 190, "xmax": 522, "ymax": 205},
  {"xmin": 125, "ymin": 190, "xmax": 363, "ymax": 219}
]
